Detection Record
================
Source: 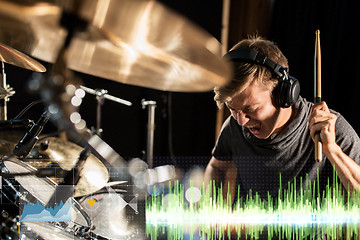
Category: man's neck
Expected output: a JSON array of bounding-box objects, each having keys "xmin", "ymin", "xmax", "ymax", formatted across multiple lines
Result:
[{"xmin": 273, "ymin": 106, "xmax": 293, "ymax": 134}]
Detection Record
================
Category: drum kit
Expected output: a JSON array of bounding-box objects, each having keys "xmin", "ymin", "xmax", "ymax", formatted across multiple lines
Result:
[{"xmin": 0, "ymin": 0, "xmax": 231, "ymax": 239}]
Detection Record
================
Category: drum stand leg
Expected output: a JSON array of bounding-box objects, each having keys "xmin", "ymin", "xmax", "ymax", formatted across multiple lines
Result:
[
  {"xmin": 0, "ymin": 62, "xmax": 15, "ymax": 121},
  {"xmin": 95, "ymin": 89, "xmax": 106, "ymax": 136},
  {"xmin": 142, "ymin": 99, "xmax": 156, "ymax": 169}
]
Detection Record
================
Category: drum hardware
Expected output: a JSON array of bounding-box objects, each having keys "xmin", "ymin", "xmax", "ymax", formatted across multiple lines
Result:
[
  {"xmin": 79, "ymin": 86, "xmax": 132, "ymax": 107},
  {"xmin": 13, "ymin": 111, "xmax": 51, "ymax": 158},
  {"xmin": 1, "ymin": 61, "xmax": 15, "ymax": 121},
  {"xmin": 1, "ymin": 158, "xmax": 95, "ymax": 239},
  {"xmin": 0, "ymin": 163, "xmax": 69, "ymax": 178},
  {"xmin": 141, "ymin": 99, "xmax": 156, "ymax": 169},
  {"xmin": 2, "ymin": 176, "xmax": 32, "ymax": 204},
  {"xmin": 0, "ymin": 100, "xmax": 48, "ymax": 158},
  {"xmin": 0, "ymin": 41, "xmax": 46, "ymax": 120},
  {"xmin": 0, "ymin": 119, "xmax": 34, "ymax": 129},
  {"xmin": 94, "ymin": 88, "xmax": 106, "ymax": 136},
  {"xmin": 80, "ymin": 85, "xmax": 132, "ymax": 136},
  {"xmin": 105, "ymin": 180, "xmax": 128, "ymax": 187}
]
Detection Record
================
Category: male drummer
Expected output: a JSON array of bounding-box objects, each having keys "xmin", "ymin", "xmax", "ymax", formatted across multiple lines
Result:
[{"xmin": 204, "ymin": 36, "xmax": 360, "ymax": 205}]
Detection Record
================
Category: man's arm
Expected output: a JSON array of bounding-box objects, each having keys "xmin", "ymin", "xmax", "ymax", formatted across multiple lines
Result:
[
  {"xmin": 204, "ymin": 157, "xmax": 237, "ymax": 203},
  {"xmin": 309, "ymin": 101, "xmax": 360, "ymax": 195}
]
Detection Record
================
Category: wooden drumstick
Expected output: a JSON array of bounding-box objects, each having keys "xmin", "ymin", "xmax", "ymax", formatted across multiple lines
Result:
[{"xmin": 314, "ymin": 29, "xmax": 322, "ymax": 162}]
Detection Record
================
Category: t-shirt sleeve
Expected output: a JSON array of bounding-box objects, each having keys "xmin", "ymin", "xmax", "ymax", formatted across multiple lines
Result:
[
  {"xmin": 212, "ymin": 117, "xmax": 233, "ymax": 161},
  {"xmin": 335, "ymin": 113, "xmax": 360, "ymax": 165}
]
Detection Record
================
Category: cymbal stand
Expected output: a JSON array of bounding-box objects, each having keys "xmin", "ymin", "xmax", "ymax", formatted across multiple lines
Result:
[
  {"xmin": 80, "ymin": 85, "xmax": 132, "ymax": 135},
  {"xmin": 95, "ymin": 88, "xmax": 106, "ymax": 136},
  {"xmin": 0, "ymin": 62, "xmax": 15, "ymax": 120},
  {"xmin": 141, "ymin": 99, "xmax": 156, "ymax": 169}
]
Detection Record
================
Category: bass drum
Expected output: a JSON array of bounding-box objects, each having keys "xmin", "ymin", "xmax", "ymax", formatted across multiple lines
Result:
[{"xmin": 1, "ymin": 157, "xmax": 95, "ymax": 240}]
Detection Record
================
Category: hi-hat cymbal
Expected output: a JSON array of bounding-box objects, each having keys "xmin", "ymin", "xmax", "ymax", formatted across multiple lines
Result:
[
  {"xmin": 0, "ymin": 0, "xmax": 231, "ymax": 92},
  {"xmin": 0, "ymin": 42, "xmax": 46, "ymax": 72}
]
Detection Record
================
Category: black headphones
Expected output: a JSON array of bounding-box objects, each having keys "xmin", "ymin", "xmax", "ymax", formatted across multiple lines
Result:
[{"xmin": 224, "ymin": 48, "xmax": 300, "ymax": 108}]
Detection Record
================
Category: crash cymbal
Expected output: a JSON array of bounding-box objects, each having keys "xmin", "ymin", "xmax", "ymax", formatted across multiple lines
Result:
[
  {"xmin": 0, "ymin": 42, "xmax": 46, "ymax": 72},
  {"xmin": 0, "ymin": 0, "xmax": 231, "ymax": 92},
  {"xmin": 26, "ymin": 137, "xmax": 109, "ymax": 197}
]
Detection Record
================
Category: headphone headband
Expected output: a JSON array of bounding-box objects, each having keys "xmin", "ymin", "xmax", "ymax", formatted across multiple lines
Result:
[{"xmin": 224, "ymin": 48, "xmax": 289, "ymax": 81}]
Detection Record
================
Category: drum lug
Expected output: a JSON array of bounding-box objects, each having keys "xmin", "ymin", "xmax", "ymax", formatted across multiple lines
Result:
[
  {"xmin": 1, "ymin": 210, "xmax": 9, "ymax": 218},
  {"xmin": 74, "ymin": 225, "xmax": 91, "ymax": 238},
  {"xmin": 53, "ymin": 221, "xmax": 68, "ymax": 229}
]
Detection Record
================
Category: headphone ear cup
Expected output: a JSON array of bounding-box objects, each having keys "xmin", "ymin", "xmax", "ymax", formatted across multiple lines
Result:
[
  {"xmin": 272, "ymin": 81, "xmax": 285, "ymax": 108},
  {"xmin": 272, "ymin": 77, "xmax": 300, "ymax": 108},
  {"xmin": 287, "ymin": 77, "xmax": 300, "ymax": 106}
]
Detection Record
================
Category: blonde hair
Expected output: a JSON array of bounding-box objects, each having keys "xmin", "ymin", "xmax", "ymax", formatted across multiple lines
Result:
[{"xmin": 214, "ymin": 36, "xmax": 288, "ymax": 109}]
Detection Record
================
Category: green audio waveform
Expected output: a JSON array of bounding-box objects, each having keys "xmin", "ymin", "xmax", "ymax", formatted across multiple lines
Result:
[{"xmin": 146, "ymin": 169, "xmax": 360, "ymax": 240}]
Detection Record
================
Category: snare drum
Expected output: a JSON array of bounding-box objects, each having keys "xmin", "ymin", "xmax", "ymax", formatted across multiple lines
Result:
[{"xmin": 1, "ymin": 157, "xmax": 93, "ymax": 240}]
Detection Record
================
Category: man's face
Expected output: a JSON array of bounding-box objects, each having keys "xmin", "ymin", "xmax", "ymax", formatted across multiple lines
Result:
[{"xmin": 226, "ymin": 80, "xmax": 292, "ymax": 139}]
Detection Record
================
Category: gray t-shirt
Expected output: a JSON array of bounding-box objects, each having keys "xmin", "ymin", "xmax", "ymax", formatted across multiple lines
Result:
[{"xmin": 212, "ymin": 96, "xmax": 360, "ymax": 200}]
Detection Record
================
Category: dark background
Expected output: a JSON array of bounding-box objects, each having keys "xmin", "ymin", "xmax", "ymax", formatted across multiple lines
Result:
[{"xmin": 2, "ymin": 0, "xmax": 360, "ymax": 172}]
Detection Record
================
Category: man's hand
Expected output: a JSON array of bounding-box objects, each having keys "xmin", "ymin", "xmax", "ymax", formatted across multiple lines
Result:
[{"xmin": 308, "ymin": 101, "xmax": 338, "ymax": 155}]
